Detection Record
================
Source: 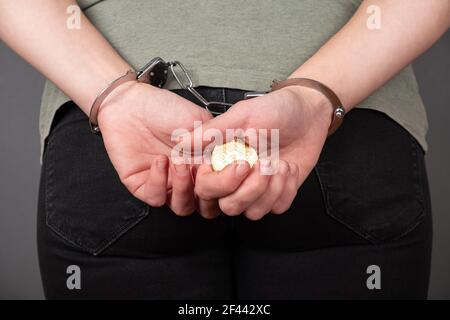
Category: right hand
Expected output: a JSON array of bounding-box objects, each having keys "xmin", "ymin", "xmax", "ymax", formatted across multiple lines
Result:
[{"xmin": 97, "ymin": 81, "xmax": 213, "ymax": 215}]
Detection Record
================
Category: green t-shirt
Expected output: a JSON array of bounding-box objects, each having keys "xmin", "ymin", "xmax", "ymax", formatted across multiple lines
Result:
[{"xmin": 40, "ymin": 0, "xmax": 428, "ymax": 157}]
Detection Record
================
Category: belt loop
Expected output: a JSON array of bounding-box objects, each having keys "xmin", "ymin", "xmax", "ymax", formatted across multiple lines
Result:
[{"xmin": 222, "ymin": 87, "xmax": 227, "ymax": 104}]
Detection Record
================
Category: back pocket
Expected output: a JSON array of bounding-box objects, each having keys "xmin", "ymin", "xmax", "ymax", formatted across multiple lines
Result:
[
  {"xmin": 315, "ymin": 109, "xmax": 426, "ymax": 244},
  {"xmin": 44, "ymin": 106, "xmax": 149, "ymax": 255}
]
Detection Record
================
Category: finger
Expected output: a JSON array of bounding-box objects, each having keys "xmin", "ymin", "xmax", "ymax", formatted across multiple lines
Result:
[
  {"xmin": 191, "ymin": 164, "xmax": 221, "ymax": 219},
  {"xmin": 178, "ymin": 103, "xmax": 249, "ymax": 158},
  {"xmin": 244, "ymin": 160, "xmax": 290, "ymax": 220},
  {"xmin": 168, "ymin": 162, "xmax": 196, "ymax": 216},
  {"xmin": 143, "ymin": 155, "xmax": 169, "ymax": 207},
  {"xmin": 197, "ymin": 198, "xmax": 221, "ymax": 219},
  {"xmin": 271, "ymin": 163, "xmax": 300, "ymax": 214},
  {"xmin": 218, "ymin": 160, "xmax": 271, "ymax": 217},
  {"xmin": 194, "ymin": 161, "xmax": 251, "ymax": 200}
]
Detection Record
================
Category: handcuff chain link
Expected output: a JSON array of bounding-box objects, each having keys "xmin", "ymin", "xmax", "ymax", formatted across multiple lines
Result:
[{"xmin": 168, "ymin": 61, "xmax": 232, "ymax": 115}]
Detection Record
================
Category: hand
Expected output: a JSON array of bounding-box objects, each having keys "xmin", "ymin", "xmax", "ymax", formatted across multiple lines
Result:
[
  {"xmin": 193, "ymin": 159, "xmax": 290, "ymax": 220},
  {"xmin": 193, "ymin": 85, "xmax": 332, "ymax": 220},
  {"xmin": 97, "ymin": 81, "xmax": 213, "ymax": 215}
]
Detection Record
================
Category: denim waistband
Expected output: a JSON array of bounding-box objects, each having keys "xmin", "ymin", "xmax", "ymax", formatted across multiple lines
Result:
[{"xmin": 170, "ymin": 86, "xmax": 253, "ymax": 106}]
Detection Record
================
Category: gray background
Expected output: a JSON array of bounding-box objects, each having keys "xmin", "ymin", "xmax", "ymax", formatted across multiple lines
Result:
[{"xmin": 0, "ymin": 31, "xmax": 449, "ymax": 300}]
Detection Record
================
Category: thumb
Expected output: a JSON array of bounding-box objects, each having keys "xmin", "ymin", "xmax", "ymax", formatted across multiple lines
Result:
[{"xmin": 177, "ymin": 103, "xmax": 250, "ymax": 160}]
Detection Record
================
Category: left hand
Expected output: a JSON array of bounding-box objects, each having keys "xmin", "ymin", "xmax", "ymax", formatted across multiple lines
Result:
[
  {"xmin": 97, "ymin": 82, "xmax": 213, "ymax": 216},
  {"xmin": 193, "ymin": 85, "xmax": 333, "ymax": 220}
]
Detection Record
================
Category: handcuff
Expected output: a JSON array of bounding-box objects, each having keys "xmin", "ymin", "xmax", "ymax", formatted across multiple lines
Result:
[{"xmin": 89, "ymin": 57, "xmax": 345, "ymax": 135}]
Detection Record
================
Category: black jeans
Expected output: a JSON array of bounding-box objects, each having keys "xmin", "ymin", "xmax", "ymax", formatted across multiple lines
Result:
[{"xmin": 37, "ymin": 86, "xmax": 432, "ymax": 299}]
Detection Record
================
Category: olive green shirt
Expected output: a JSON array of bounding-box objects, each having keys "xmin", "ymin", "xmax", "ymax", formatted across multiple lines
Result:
[{"xmin": 40, "ymin": 0, "xmax": 428, "ymax": 158}]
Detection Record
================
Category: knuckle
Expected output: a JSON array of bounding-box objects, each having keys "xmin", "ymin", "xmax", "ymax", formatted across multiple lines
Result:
[
  {"xmin": 248, "ymin": 179, "xmax": 267, "ymax": 194},
  {"xmin": 148, "ymin": 198, "xmax": 166, "ymax": 207},
  {"xmin": 194, "ymin": 185, "xmax": 212, "ymax": 200},
  {"xmin": 271, "ymin": 203, "xmax": 291, "ymax": 215},
  {"xmin": 245, "ymin": 208, "xmax": 264, "ymax": 221},
  {"xmin": 219, "ymin": 199, "xmax": 242, "ymax": 216},
  {"xmin": 120, "ymin": 177, "xmax": 134, "ymax": 193},
  {"xmin": 270, "ymin": 206, "xmax": 285, "ymax": 215},
  {"xmin": 218, "ymin": 178, "xmax": 238, "ymax": 193},
  {"xmin": 146, "ymin": 194, "xmax": 166, "ymax": 207}
]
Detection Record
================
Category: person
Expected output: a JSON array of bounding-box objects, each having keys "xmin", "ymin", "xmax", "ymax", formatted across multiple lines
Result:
[{"xmin": 0, "ymin": 0, "xmax": 448, "ymax": 299}]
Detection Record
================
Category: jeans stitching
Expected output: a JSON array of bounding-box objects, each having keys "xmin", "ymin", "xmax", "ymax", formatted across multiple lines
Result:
[
  {"xmin": 315, "ymin": 116, "xmax": 428, "ymax": 244},
  {"xmin": 43, "ymin": 132, "xmax": 151, "ymax": 255},
  {"xmin": 91, "ymin": 207, "xmax": 150, "ymax": 256},
  {"xmin": 222, "ymin": 87, "xmax": 226, "ymax": 104},
  {"xmin": 313, "ymin": 166, "xmax": 377, "ymax": 244},
  {"xmin": 44, "ymin": 139, "xmax": 87, "ymax": 252}
]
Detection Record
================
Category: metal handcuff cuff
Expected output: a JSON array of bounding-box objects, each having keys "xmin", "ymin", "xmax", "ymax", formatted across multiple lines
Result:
[{"xmin": 89, "ymin": 57, "xmax": 345, "ymax": 135}]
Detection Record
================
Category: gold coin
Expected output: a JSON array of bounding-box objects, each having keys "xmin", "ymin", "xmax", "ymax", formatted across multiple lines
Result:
[{"xmin": 211, "ymin": 140, "xmax": 258, "ymax": 171}]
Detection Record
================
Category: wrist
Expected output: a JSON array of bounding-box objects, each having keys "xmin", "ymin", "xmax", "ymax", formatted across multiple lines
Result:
[
  {"xmin": 75, "ymin": 61, "xmax": 134, "ymax": 115},
  {"xmin": 90, "ymin": 57, "xmax": 171, "ymax": 133},
  {"xmin": 96, "ymin": 81, "xmax": 157, "ymax": 129},
  {"xmin": 281, "ymin": 85, "xmax": 333, "ymax": 126}
]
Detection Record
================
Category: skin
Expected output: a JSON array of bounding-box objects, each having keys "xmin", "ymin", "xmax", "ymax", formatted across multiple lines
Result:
[
  {"xmin": 96, "ymin": 81, "xmax": 212, "ymax": 213},
  {"xmin": 1, "ymin": 0, "xmax": 449, "ymax": 220},
  {"xmin": 0, "ymin": 0, "xmax": 213, "ymax": 216},
  {"xmin": 193, "ymin": 0, "xmax": 450, "ymax": 219},
  {"xmin": 191, "ymin": 86, "xmax": 331, "ymax": 219}
]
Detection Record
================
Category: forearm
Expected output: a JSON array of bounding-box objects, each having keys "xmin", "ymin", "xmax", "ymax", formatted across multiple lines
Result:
[
  {"xmin": 0, "ymin": 0, "xmax": 131, "ymax": 114},
  {"xmin": 289, "ymin": 0, "xmax": 450, "ymax": 111}
]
